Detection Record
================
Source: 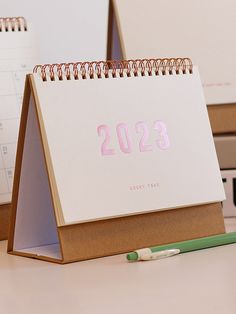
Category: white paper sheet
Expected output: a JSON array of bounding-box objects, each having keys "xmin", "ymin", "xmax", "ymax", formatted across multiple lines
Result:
[{"xmin": 14, "ymin": 96, "xmax": 59, "ymax": 252}]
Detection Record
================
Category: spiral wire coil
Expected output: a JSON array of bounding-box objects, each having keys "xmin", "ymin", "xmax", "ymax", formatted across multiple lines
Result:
[
  {"xmin": 0, "ymin": 17, "xmax": 27, "ymax": 32},
  {"xmin": 33, "ymin": 58, "xmax": 193, "ymax": 82}
]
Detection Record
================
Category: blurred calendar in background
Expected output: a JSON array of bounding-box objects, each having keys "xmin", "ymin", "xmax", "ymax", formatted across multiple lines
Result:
[
  {"xmin": 1, "ymin": 0, "xmax": 109, "ymax": 63},
  {"xmin": 0, "ymin": 17, "xmax": 39, "ymax": 204}
]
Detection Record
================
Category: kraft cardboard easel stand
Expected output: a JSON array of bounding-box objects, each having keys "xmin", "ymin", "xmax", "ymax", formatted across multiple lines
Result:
[
  {"xmin": 7, "ymin": 65, "xmax": 226, "ymax": 263},
  {"xmin": 0, "ymin": 204, "xmax": 11, "ymax": 240}
]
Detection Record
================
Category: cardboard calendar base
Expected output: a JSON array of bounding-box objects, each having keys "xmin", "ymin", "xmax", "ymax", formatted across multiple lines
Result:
[
  {"xmin": 208, "ymin": 104, "xmax": 236, "ymax": 134},
  {"xmin": 214, "ymin": 135, "xmax": 236, "ymax": 169},
  {"xmin": 8, "ymin": 202, "xmax": 224, "ymax": 264},
  {"xmin": 0, "ymin": 204, "xmax": 11, "ymax": 241}
]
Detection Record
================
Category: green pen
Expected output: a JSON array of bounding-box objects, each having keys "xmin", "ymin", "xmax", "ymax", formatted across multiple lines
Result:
[{"xmin": 127, "ymin": 232, "xmax": 236, "ymax": 261}]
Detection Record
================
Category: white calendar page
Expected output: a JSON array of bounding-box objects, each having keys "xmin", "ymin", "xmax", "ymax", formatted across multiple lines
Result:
[
  {"xmin": 32, "ymin": 67, "xmax": 225, "ymax": 224},
  {"xmin": 0, "ymin": 25, "xmax": 39, "ymax": 204}
]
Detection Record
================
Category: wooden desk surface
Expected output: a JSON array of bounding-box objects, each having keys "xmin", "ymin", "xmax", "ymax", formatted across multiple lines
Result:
[{"xmin": 0, "ymin": 218, "xmax": 236, "ymax": 314}]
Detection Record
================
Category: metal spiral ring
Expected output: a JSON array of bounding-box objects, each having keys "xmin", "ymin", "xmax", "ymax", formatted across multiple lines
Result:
[
  {"xmin": 33, "ymin": 58, "xmax": 193, "ymax": 82},
  {"xmin": 0, "ymin": 17, "xmax": 27, "ymax": 32}
]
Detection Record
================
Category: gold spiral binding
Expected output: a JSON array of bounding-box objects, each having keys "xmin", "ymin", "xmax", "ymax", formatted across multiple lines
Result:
[
  {"xmin": 0, "ymin": 17, "xmax": 27, "ymax": 32},
  {"xmin": 33, "ymin": 58, "xmax": 193, "ymax": 82}
]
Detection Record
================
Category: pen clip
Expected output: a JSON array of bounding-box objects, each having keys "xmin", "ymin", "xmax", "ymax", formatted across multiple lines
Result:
[{"xmin": 139, "ymin": 249, "xmax": 180, "ymax": 261}]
